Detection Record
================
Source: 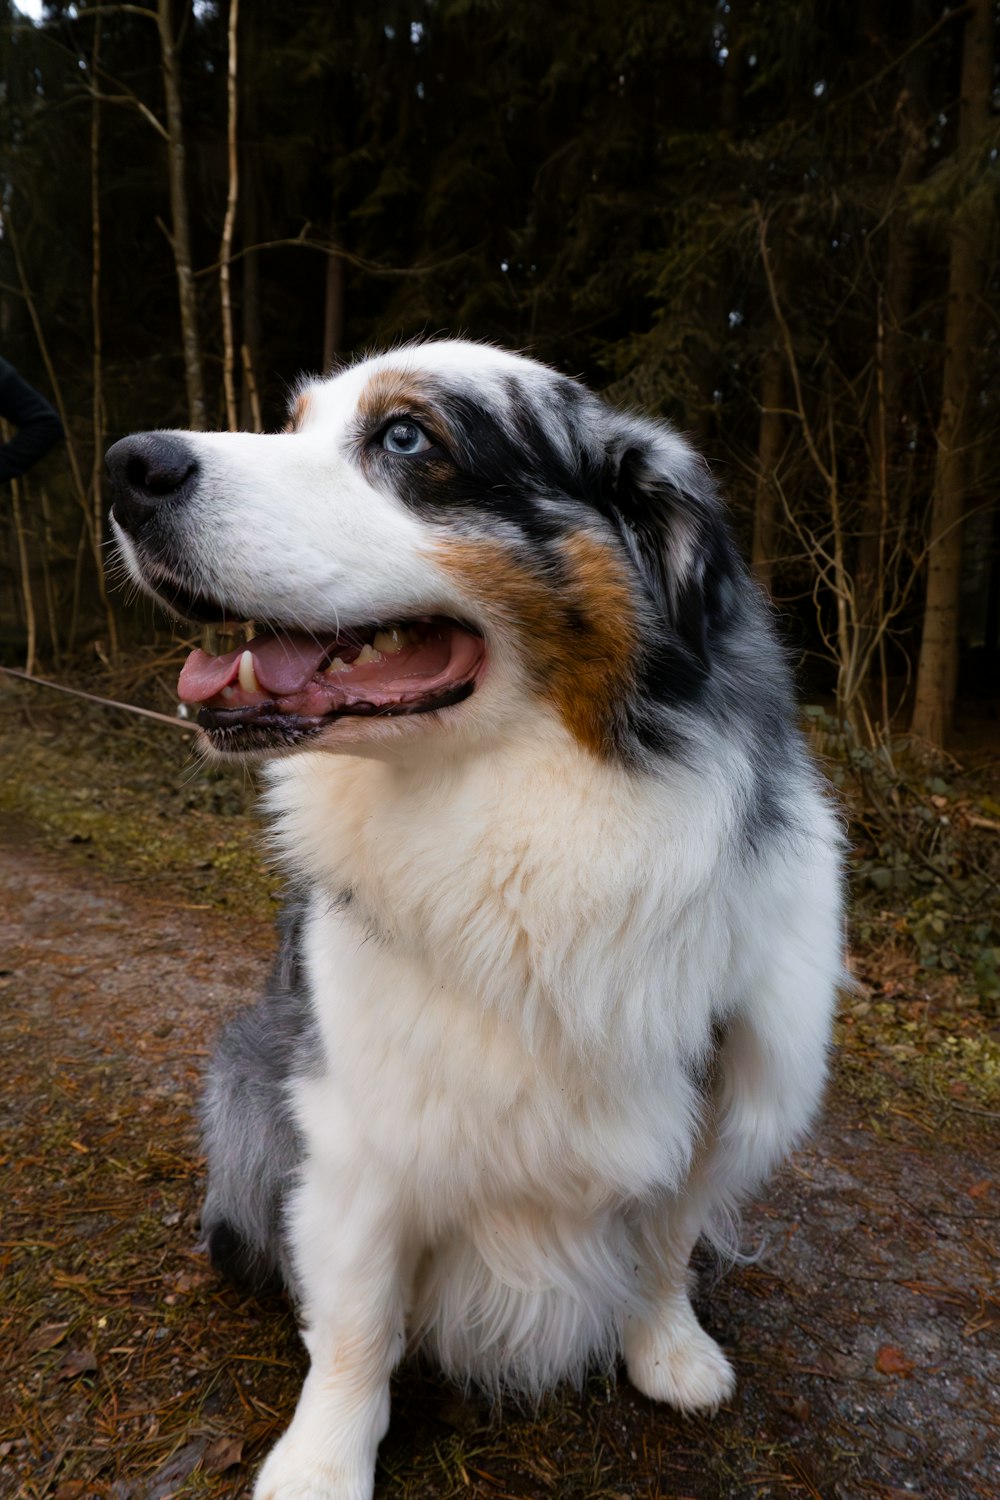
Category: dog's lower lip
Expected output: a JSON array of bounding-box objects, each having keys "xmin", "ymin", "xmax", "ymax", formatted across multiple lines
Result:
[
  {"xmin": 199, "ymin": 705, "xmax": 325, "ymax": 727},
  {"xmin": 197, "ymin": 705, "xmax": 326, "ymax": 746},
  {"xmin": 197, "ymin": 679, "xmax": 478, "ymax": 745}
]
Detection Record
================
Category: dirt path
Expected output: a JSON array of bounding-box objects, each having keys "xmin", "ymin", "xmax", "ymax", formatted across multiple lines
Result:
[{"xmin": 1, "ymin": 826, "xmax": 997, "ymax": 1500}]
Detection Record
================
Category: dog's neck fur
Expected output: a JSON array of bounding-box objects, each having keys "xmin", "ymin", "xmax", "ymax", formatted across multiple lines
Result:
[{"xmin": 263, "ymin": 718, "xmax": 742, "ymax": 1070}]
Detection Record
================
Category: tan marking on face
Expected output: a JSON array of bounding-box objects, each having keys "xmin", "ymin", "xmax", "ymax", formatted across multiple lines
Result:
[
  {"xmin": 285, "ymin": 392, "xmax": 312, "ymax": 433},
  {"xmin": 355, "ymin": 368, "xmax": 453, "ymax": 451},
  {"xmin": 358, "ymin": 369, "xmax": 429, "ymax": 426},
  {"xmin": 436, "ymin": 531, "xmax": 636, "ymax": 756}
]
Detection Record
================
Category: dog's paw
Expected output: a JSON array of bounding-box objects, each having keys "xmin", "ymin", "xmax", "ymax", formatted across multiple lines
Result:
[
  {"xmin": 252, "ymin": 1431, "xmax": 374, "ymax": 1500},
  {"xmin": 625, "ymin": 1310, "xmax": 735, "ymax": 1413}
]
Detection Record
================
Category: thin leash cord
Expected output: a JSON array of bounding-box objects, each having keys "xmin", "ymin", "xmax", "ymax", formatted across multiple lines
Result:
[{"xmin": 0, "ymin": 664, "xmax": 193, "ymax": 731}]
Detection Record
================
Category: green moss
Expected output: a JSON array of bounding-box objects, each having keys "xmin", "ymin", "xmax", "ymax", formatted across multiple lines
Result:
[{"xmin": 0, "ymin": 692, "xmax": 276, "ymax": 921}]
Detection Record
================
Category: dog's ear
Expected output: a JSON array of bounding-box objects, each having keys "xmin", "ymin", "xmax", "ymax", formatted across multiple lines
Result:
[{"xmin": 601, "ymin": 428, "xmax": 741, "ymax": 676}]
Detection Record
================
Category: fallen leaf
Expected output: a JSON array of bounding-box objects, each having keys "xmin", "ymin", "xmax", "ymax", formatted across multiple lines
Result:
[
  {"xmin": 28, "ymin": 1323, "xmax": 70, "ymax": 1353},
  {"xmin": 141, "ymin": 1438, "xmax": 207, "ymax": 1496},
  {"xmin": 779, "ymin": 1394, "xmax": 811, "ymax": 1422},
  {"xmin": 171, "ymin": 1267, "xmax": 211, "ymax": 1294},
  {"xmin": 202, "ymin": 1435, "xmax": 244, "ymax": 1474},
  {"xmin": 875, "ymin": 1345, "xmax": 915, "ymax": 1377},
  {"xmin": 967, "ymin": 1179, "xmax": 992, "ymax": 1199},
  {"xmin": 55, "ymin": 1348, "xmax": 98, "ymax": 1381}
]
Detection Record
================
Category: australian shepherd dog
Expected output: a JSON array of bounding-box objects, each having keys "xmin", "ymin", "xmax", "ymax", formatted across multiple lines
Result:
[{"xmin": 107, "ymin": 340, "xmax": 842, "ymax": 1500}]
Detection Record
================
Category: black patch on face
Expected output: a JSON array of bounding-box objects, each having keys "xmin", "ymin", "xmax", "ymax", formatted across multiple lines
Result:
[
  {"xmin": 362, "ymin": 362, "xmax": 801, "ymax": 811},
  {"xmin": 363, "ymin": 377, "xmax": 585, "ymax": 557},
  {"xmin": 366, "ymin": 375, "xmax": 737, "ymax": 719}
]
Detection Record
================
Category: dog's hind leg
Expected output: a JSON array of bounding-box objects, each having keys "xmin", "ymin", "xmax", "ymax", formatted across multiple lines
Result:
[
  {"xmin": 199, "ymin": 900, "xmax": 314, "ymax": 1295},
  {"xmin": 625, "ymin": 984, "xmax": 832, "ymax": 1411}
]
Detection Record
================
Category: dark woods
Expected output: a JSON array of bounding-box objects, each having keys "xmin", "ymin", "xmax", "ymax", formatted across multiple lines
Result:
[{"xmin": 1, "ymin": 0, "xmax": 997, "ymax": 748}]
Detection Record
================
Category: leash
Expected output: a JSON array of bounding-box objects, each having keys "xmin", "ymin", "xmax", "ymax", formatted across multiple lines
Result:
[{"xmin": 0, "ymin": 664, "xmax": 194, "ymax": 731}]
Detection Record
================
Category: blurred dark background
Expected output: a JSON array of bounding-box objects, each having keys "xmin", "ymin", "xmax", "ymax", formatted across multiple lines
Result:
[{"xmin": 1, "ymin": 0, "xmax": 997, "ymax": 747}]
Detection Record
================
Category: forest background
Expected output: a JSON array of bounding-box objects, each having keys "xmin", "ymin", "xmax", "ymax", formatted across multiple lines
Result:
[
  {"xmin": 1, "ymin": 7, "xmax": 999, "ymax": 1496},
  {"xmin": 1, "ymin": 0, "xmax": 997, "ymax": 752}
]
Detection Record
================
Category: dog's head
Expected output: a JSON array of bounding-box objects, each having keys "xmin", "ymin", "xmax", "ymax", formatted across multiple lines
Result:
[{"xmin": 107, "ymin": 341, "xmax": 749, "ymax": 765}]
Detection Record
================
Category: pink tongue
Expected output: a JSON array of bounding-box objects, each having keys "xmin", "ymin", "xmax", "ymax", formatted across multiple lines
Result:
[{"xmin": 178, "ymin": 632, "xmax": 335, "ymax": 703}]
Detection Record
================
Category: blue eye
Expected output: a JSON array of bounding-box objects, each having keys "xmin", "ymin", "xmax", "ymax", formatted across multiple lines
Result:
[{"xmin": 382, "ymin": 420, "xmax": 433, "ymax": 455}]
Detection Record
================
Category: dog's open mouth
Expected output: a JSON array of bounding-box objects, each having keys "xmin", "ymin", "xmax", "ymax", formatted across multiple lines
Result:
[{"xmin": 178, "ymin": 617, "xmax": 487, "ymax": 752}]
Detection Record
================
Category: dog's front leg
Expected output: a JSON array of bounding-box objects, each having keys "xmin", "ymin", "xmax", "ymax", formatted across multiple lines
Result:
[
  {"xmin": 624, "ymin": 1201, "xmax": 735, "ymax": 1414},
  {"xmin": 254, "ymin": 1161, "xmax": 404, "ymax": 1500}
]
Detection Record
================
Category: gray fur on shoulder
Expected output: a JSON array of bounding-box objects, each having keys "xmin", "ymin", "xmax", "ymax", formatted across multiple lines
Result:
[{"xmin": 198, "ymin": 892, "xmax": 314, "ymax": 1296}]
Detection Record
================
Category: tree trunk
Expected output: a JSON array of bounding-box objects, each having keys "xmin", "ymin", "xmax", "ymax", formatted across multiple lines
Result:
[
  {"xmin": 219, "ymin": 0, "xmax": 240, "ymax": 431},
  {"xmin": 984, "ymin": 491, "xmax": 1000, "ymax": 663},
  {"xmin": 238, "ymin": 2, "xmax": 261, "ymax": 429},
  {"xmin": 90, "ymin": 8, "xmax": 118, "ymax": 658},
  {"xmin": 241, "ymin": 342, "xmax": 262, "ymax": 432},
  {"xmin": 323, "ymin": 238, "xmax": 345, "ymax": 374},
  {"xmin": 751, "ymin": 343, "xmax": 785, "ymax": 591},
  {"xmin": 5, "ymin": 438, "xmax": 37, "ymax": 675},
  {"xmin": 158, "ymin": 0, "xmax": 206, "ymax": 430},
  {"xmin": 911, "ymin": 0, "xmax": 994, "ymax": 745},
  {"xmin": 39, "ymin": 485, "xmax": 61, "ymax": 668},
  {"xmin": 240, "ymin": 239, "xmax": 261, "ymax": 428},
  {"xmin": 856, "ymin": 70, "xmax": 926, "ymax": 709}
]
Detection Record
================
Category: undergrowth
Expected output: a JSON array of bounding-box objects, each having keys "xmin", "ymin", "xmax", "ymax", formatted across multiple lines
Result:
[{"xmin": 806, "ymin": 706, "xmax": 1000, "ymax": 1016}]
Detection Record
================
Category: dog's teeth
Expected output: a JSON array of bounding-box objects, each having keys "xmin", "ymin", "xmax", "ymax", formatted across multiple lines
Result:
[
  {"xmin": 373, "ymin": 628, "xmax": 406, "ymax": 655},
  {"xmin": 238, "ymin": 649, "xmax": 262, "ymax": 694},
  {"xmin": 221, "ymin": 684, "xmax": 236, "ymax": 701},
  {"xmin": 325, "ymin": 656, "xmax": 350, "ymax": 674},
  {"xmin": 355, "ymin": 644, "xmax": 383, "ymax": 665}
]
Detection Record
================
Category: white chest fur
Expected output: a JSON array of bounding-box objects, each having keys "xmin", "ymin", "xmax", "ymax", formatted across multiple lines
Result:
[{"xmin": 262, "ymin": 727, "xmax": 838, "ymax": 1391}]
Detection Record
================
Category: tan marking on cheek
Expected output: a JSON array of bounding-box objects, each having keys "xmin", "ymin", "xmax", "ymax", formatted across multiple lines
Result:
[
  {"xmin": 284, "ymin": 392, "xmax": 312, "ymax": 433},
  {"xmin": 436, "ymin": 533, "xmax": 636, "ymax": 756}
]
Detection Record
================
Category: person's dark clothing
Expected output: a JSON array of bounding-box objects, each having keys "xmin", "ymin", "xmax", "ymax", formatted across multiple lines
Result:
[{"xmin": 0, "ymin": 357, "xmax": 64, "ymax": 482}]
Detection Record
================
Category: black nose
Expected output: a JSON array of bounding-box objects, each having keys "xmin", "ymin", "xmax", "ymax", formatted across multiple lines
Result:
[{"xmin": 106, "ymin": 433, "xmax": 199, "ymax": 534}]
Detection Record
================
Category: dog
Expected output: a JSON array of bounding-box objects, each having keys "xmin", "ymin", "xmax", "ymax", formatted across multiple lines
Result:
[{"xmin": 107, "ymin": 340, "xmax": 842, "ymax": 1500}]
